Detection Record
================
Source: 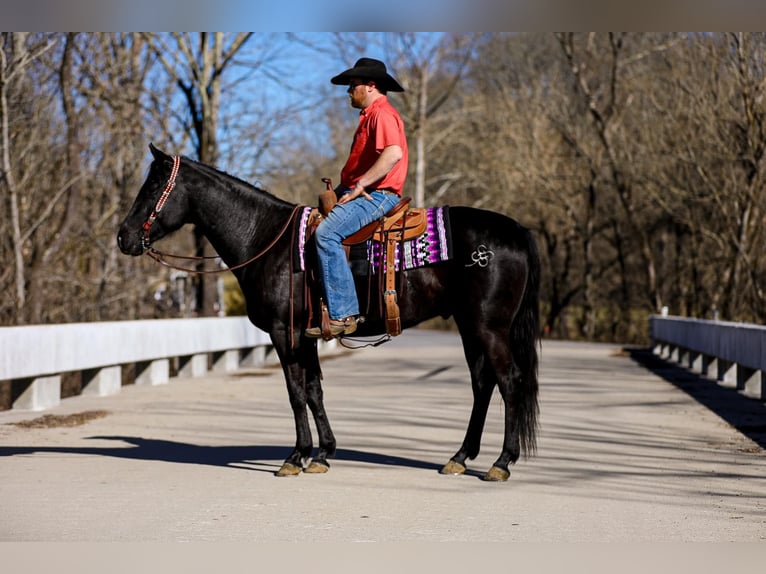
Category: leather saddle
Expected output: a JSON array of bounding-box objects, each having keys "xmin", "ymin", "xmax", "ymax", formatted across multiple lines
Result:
[
  {"xmin": 306, "ymin": 179, "xmax": 428, "ymax": 339},
  {"xmin": 341, "ymin": 198, "xmax": 427, "ymax": 245}
]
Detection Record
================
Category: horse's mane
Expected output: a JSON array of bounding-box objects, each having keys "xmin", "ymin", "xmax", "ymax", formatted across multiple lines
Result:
[{"xmin": 183, "ymin": 155, "xmax": 292, "ymax": 207}]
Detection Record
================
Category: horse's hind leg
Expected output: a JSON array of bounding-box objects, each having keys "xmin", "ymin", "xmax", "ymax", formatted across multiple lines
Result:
[
  {"xmin": 444, "ymin": 324, "xmax": 522, "ymax": 481},
  {"xmin": 441, "ymin": 329, "xmax": 500, "ymax": 476},
  {"xmin": 471, "ymin": 328, "xmax": 523, "ymax": 482},
  {"xmin": 485, "ymin": 355, "xmax": 523, "ymax": 481}
]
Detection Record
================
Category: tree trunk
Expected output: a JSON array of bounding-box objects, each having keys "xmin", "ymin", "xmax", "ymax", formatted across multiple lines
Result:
[
  {"xmin": 0, "ymin": 33, "xmax": 28, "ymax": 322},
  {"xmin": 414, "ymin": 63, "xmax": 428, "ymax": 207}
]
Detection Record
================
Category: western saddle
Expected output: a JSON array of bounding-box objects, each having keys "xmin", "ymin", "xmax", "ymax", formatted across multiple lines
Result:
[{"xmin": 308, "ymin": 178, "xmax": 427, "ymax": 340}]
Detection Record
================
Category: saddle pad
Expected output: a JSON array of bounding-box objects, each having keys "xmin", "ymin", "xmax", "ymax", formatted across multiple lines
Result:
[
  {"xmin": 363, "ymin": 206, "xmax": 452, "ymax": 274},
  {"xmin": 296, "ymin": 206, "xmax": 453, "ymax": 274}
]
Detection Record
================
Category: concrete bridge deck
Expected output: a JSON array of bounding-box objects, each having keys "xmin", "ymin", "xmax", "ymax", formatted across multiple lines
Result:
[{"xmin": 0, "ymin": 330, "xmax": 764, "ymax": 542}]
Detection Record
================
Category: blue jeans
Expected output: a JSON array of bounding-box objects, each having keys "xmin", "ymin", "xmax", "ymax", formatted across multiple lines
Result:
[{"xmin": 314, "ymin": 191, "xmax": 400, "ymax": 320}]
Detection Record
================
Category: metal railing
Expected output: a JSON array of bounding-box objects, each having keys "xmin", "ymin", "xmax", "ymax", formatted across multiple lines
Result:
[
  {"xmin": 649, "ymin": 315, "xmax": 766, "ymax": 401},
  {"xmin": 0, "ymin": 317, "xmax": 331, "ymax": 412}
]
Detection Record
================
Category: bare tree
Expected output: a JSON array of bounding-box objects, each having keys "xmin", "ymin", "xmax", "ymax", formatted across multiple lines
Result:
[
  {"xmin": 646, "ymin": 33, "xmax": 766, "ymax": 322},
  {"xmin": 0, "ymin": 33, "xmax": 58, "ymax": 324},
  {"xmin": 460, "ymin": 33, "xmax": 686, "ymax": 340},
  {"xmin": 386, "ymin": 33, "xmax": 479, "ymax": 207},
  {"xmin": 716, "ymin": 32, "xmax": 766, "ymax": 320},
  {"xmin": 71, "ymin": 33, "xmax": 163, "ymax": 321},
  {"xmin": 0, "ymin": 33, "xmax": 178, "ymax": 326},
  {"xmin": 0, "ymin": 33, "xmax": 29, "ymax": 316},
  {"xmin": 143, "ymin": 33, "xmax": 253, "ymax": 316},
  {"xmin": 6, "ymin": 31, "xmax": 766, "ymax": 344}
]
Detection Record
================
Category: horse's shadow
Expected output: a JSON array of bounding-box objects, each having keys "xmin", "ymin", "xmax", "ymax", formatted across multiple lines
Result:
[{"xmin": 0, "ymin": 435, "xmax": 460, "ymax": 475}]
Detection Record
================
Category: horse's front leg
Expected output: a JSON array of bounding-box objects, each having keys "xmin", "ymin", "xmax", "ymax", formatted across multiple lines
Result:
[
  {"xmin": 275, "ymin": 358, "xmax": 314, "ymax": 476},
  {"xmin": 300, "ymin": 340, "xmax": 335, "ymax": 473},
  {"xmin": 274, "ymin": 339, "xmax": 336, "ymax": 476},
  {"xmin": 303, "ymin": 371, "xmax": 337, "ymax": 473}
]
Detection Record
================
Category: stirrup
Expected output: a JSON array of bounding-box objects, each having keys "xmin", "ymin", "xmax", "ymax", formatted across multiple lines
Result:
[{"xmin": 305, "ymin": 316, "xmax": 358, "ymax": 339}]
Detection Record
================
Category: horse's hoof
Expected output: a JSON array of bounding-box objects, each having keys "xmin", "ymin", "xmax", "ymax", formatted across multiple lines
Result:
[
  {"xmin": 440, "ymin": 460, "xmax": 466, "ymax": 475},
  {"xmin": 483, "ymin": 466, "xmax": 510, "ymax": 482},
  {"xmin": 275, "ymin": 462, "xmax": 302, "ymax": 477},
  {"xmin": 304, "ymin": 461, "xmax": 330, "ymax": 474}
]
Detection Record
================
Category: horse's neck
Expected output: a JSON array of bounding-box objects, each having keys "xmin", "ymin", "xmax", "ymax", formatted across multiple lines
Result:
[{"xmin": 186, "ymin": 165, "xmax": 295, "ymax": 266}]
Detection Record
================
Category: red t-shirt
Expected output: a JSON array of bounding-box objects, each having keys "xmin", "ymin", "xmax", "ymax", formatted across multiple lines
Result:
[{"xmin": 340, "ymin": 96, "xmax": 408, "ymax": 195}]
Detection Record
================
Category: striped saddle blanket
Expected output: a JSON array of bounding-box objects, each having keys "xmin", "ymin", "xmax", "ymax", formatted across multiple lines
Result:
[{"xmin": 295, "ymin": 205, "xmax": 453, "ymax": 274}]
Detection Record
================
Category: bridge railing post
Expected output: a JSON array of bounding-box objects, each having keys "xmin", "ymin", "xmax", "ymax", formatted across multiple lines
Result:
[
  {"xmin": 82, "ymin": 366, "xmax": 122, "ymax": 397},
  {"xmin": 650, "ymin": 315, "xmax": 765, "ymax": 401},
  {"xmin": 135, "ymin": 359, "xmax": 170, "ymax": 386},
  {"xmin": 12, "ymin": 375, "xmax": 61, "ymax": 411}
]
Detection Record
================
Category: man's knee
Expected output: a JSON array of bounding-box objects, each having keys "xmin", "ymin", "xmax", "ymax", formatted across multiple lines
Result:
[{"xmin": 314, "ymin": 221, "xmax": 340, "ymax": 247}]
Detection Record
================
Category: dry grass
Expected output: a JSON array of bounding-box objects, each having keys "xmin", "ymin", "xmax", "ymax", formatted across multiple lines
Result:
[{"xmin": 8, "ymin": 410, "xmax": 110, "ymax": 429}]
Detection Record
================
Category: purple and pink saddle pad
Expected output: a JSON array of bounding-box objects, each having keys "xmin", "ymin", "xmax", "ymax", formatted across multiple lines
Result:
[{"xmin": 295, "ymin": 206, "xmax": 453, "ymax": 275}]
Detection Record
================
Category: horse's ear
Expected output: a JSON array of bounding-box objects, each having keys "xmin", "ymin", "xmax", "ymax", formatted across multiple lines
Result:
[{"xmin": 149, "ymin": 142, "xmax": 171, "ymax": 163}]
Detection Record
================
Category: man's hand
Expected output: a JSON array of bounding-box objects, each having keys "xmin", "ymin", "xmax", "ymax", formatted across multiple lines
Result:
[
  {"xmin": 338, "ymin": 144, "xmax": 402, "ymax": 205},
  {"xmin": 338, "ymin": 181, "xmax": 372, "ymax": 204}
]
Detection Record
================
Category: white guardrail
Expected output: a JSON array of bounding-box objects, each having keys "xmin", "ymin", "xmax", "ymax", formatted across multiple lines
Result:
[
  {"xmin": 0, "ymin": 317, "xmax": 332, "ymax": 412},
  {"xmin": 650, "ymin": 315, "xmax": 766, "ymax": 401}
]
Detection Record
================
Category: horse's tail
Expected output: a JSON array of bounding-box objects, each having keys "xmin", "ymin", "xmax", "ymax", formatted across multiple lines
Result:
[{"xmin": 510, "ymin": 227, "xmax": 541, "ymax": 458}]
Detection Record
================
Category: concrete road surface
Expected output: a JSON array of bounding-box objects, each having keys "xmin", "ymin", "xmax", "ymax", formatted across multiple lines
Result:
[{"xmin": 0, "ymin": 330, "xmax": 764, "ymax": 542}]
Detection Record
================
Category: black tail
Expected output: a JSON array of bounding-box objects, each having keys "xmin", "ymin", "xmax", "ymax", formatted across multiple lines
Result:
[{"xmin": 510, "ymin": 228, "xmax": 541, "ymax": 457}]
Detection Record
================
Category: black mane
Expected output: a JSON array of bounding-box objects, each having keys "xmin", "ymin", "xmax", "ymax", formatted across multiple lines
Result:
[{"xmin": 183, "ymin": 155, "xmax": 293, "ymax": 208}]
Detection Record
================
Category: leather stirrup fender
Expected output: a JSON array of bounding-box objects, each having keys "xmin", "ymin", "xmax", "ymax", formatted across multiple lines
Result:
[
  {"xmin": 384, "ymin": 237, "xmax": 402, "ymax": 336},
  {"xmin": 320, "ymin": 300, "xmax": 334, "ymax": 341}
]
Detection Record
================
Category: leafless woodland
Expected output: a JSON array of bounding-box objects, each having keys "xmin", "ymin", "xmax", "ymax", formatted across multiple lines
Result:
[{"xmin": 2, "ymin": 32, "xmax": 765, "ymax": 343}]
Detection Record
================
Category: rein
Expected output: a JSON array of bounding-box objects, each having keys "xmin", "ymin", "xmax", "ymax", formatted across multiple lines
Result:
[
  {"xmin": 337, "ymin": 334, "xmax": 392, "ymax": 349},
  {"xmin": 145, "ymin": 204, "xmax": 303, "ymax": 274},
  {"xmin": 141, "ymin": 155, "xmax": 302, "ymax": 274}
]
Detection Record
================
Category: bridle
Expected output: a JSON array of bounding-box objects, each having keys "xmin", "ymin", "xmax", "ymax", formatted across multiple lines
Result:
[
  {"xmin": 141, "ymin": 155, "xmax": 181, "ymax": 251},
  {"xmin": 139, "ymin": 155, "xmax": 302, "ymax": 275}
]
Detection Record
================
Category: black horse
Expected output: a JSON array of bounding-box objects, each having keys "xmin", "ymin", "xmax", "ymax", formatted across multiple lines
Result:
[{"xmin": 117, "ymin": 144, "xmax": 541, "ymax": 481}]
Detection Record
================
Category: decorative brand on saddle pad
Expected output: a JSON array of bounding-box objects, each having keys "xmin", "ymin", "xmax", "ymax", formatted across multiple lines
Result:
[{"xmin": 296, "ymin": 206, "xmax": 453, "ymax": 274}]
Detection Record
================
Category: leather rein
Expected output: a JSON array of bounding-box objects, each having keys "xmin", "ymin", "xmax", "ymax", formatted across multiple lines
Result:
[{"xmin": 141, "ymin": 155, "xmax": 302, "ymax": 275}]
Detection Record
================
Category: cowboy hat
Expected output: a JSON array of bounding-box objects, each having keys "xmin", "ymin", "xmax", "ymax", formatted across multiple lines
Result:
[{"xmin": 331, "ymin": 57, "xmax": 404, "ymax": 92}]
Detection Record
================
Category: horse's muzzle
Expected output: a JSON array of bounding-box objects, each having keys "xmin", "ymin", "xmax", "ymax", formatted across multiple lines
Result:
[{"xmin": 116, "ymin": 231, "xmax": 144, "ymax": 256}]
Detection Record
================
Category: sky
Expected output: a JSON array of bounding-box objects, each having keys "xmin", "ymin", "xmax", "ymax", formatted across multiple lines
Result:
[
  {"xmin": 5, "ymin": 0, "xmax": 766, "ymax": 31},
  {"xmin": 208, "ymin": 33, "xmax": 428, "ymax": 180}
]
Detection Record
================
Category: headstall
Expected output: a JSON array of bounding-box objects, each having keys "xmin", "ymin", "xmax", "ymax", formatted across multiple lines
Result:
[
  {"xmin": 138, "ymin": 155, "xmax": 302, "ymax": 275},
  {"xmin": 141, "ymin": 155, "xmax": 181, "ymax": 250}
]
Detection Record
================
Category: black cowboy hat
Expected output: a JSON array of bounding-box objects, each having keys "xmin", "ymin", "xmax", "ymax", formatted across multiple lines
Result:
[{"xmin": 331, "ymin": 57, "xmax": 405, "ymax": 92}]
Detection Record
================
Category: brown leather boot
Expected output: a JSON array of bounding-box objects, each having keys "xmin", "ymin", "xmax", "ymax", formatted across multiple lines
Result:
[{"xmin": 305, "ymin": 316, "xmax": 358, "ymax": 338}]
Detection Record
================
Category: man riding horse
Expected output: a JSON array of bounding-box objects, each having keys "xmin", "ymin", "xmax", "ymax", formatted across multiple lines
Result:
[{"xmin": 306, "ymin": 58, "xmax": 408, "ymax": 339}]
